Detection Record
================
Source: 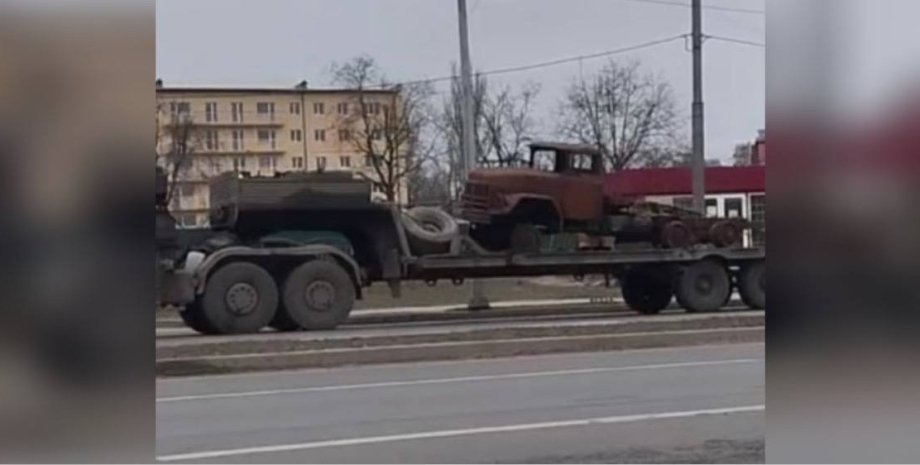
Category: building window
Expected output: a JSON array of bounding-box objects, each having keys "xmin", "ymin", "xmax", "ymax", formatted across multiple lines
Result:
[
  {"xmin": 256, "ymin": 102, "xmax": 275, "ymax": 118},
  {"xmin": 205, "ymin": 130, "xmax": 219, "ymax": 151},
  {"xmin": 292, "ymin": 156, "xmax": 304, "ymax": 169},
  {"xmin": 337, "ymin": 102, "xmax": 349, "ymax": 115},
  {"xmin": 232, "ymin": 156, "xmax": 247, "ymax": 171},
  {"xmin": 371, "ymin": 128, "xmax": 382, "ymax": 140},
  {"xmin": 340, "ymin": 156, "xmax": 351, "ymax": 168},
  {"xmin": 313, "ymin": 102, "xmax": 325, "ymax": 115},
  {"xmin": 338, "ymin": 129, "xmax": 350, "ymax": 141},
  {"xmin": 705, "ymin": 198, "xmax": 719, "ymax": 218},
  {"xmin": 170, "ymin": 101, "xmax": 191, "ymax": 116},
  {"xmin": 364, "ymin": 154, "xmax": 373, "ymax": 166},
  {"xmin": 205, "ymin": 102, "xmax": 218, "ymax": 122},
  {"xmin": 179, "ymin": 184, "xmax": 195, "ymax": 198},
  {"xmin": 231, "ymin": 130, "xmax": 245, "ymax": 151},
  {"xmin": 231, "ymin": 102, "xmax": 244, "ymax": 122},
  {"xmin": 290, "ymin": 102, "xmax": 301, "ymax": 114},
  {"xmin": 364, "ymin": 102, "xmax": 380, "ymax": 115},
  {"xmin": 750, "ymin": 194, "xmax": 766, "ymax": 245},
  {"xmin": 290, "ymin": 129, "xmax": 302, "ymax": 142},
  {"xmin": 724, "ymin": 198, "xmax": 744, "ymax": 219},
  {"xmin": 258, "ymin": 130, "xmax": 276, "ymax": 148},
  {"xmin": 258, "ymin": 155, "xmax": 276, "ymax": 171},
  {"xmin": 673, "ymin": 196, "xmax": 693, "ymax": 211},
  {"xmin": 314, "ymin": 129, "xmax": 326, "ymax": 141},
  {"xmin": 316, "ymin": 156, "xmax": 327, "ymax": 171}
]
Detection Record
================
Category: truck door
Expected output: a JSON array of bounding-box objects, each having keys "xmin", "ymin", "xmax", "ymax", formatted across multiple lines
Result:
[{"xmin": 559, "ymin": 152, "xmax": 604, "ymax": 222}]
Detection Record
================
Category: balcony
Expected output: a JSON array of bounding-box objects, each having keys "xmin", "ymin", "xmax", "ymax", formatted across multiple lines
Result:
[{"xmin": 161, "ymin": 111, "xmax": 284, "ymax": 128}]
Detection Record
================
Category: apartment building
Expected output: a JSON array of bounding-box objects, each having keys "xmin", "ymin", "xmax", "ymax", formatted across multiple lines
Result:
[{"xmin": 156, "ymin": 81, "xmax": 405, "ymax": 227}]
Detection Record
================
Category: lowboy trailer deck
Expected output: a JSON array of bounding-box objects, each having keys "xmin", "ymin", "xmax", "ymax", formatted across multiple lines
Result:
[{"xmin": 157, "ymin": 203, "xmax": 764, "ymax": 336}]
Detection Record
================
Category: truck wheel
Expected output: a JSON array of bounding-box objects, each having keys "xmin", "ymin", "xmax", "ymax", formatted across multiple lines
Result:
[
  {"xmin": 661, "ymin": 221, "xmax": 693, "ymax": 248},
  {"xmin": 200, "ymin": 262, "xmax": 278, "ymax": 334},
  {"xmin": 710, "ymin": 220, "xmax": 742, "ymax": 248},
  {"xmin": 620, "ymin": 267, "xmax": 673, "ymax": 315},
  {"xmin": 510, "ymin": 224, "xmax": 541, "ymax": 254},
  {"xmin": 280, "ymin": 259, "xmax": 356, "ymax": 330},
  {"xmin": 738, "ymin": 261, "xmax": 765, "ymax": 310},
  {"xmin": 179, "ymin": 300, "xmax": 217, "ymax": 335},
  {"xmin": 675, "ymin": 259, "xmax": 731, "ymax": 313}
]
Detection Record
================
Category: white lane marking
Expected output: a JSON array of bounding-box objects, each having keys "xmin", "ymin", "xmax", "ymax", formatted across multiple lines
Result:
[
  {"xmin": 156, "ymin": 404, "xmax": 765, "ymax": 462},
  {"xmin": 157, "ymin": 358, "xmax": 760, "ymax": 403}
]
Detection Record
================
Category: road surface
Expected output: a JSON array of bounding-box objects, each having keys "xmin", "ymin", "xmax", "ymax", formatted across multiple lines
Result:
[{"xmin": 157, "ymin": 343, "xmax": 764, "ymax": 463}]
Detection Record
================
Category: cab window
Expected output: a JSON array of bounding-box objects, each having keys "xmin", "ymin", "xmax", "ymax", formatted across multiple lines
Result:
[
  {"xmin": 531, "ymin": 149, "xmax": 556, "ymax": 172},
  {"xmin": 571, "ymin": 152, "xmax": 595, "ymax": 172}
]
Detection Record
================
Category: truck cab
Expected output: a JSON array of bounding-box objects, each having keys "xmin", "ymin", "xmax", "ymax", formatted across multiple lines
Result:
[{"xmin": 460, "ymin": 142, "xmax": 607, "ymax": 252}]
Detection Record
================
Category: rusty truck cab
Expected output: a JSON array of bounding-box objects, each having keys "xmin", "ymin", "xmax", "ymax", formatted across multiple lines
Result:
[{"xmin": 460, "ymin": 141, "xmax": 607, "ymax": 251}]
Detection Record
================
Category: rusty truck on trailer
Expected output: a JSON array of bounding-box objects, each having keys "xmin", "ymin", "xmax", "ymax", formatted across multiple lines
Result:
[{"xmin": 460, "ymin": 141, "xmax": 747, "ymax": 253}]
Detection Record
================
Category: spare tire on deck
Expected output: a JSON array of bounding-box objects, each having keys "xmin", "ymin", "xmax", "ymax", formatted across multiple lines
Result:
[{"xmin": 402, "ymin": 206, "xmax": 459, "ymax": 255}]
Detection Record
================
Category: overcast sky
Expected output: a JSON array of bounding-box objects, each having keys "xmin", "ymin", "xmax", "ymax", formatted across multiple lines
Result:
[{"xmin": 156, "ymin": 0, "xmax": 765, "ymax": 163}]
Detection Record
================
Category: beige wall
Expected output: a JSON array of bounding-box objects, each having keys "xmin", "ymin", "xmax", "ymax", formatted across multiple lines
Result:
[{"xmin": 156, "ymin": 88, "xmax": 406, "ymax": 227}]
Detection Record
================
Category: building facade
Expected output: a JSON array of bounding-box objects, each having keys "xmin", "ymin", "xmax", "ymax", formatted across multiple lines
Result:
[{"xmin": 156, "ymin": 82, "xmax": 406, "ymax": 227}]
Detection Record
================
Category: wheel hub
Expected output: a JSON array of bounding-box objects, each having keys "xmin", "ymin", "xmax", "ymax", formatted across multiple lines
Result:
[
  {"xmin": 305, "ymin": 281, "xmax": 336, "ymax": 311},
  {"xmin": 225, "ymin": 282, "xmax": 259, "ymax": 315},
  {"xmin": 695, "ymin": 275, "xmax": 714, "ymax": 294}
]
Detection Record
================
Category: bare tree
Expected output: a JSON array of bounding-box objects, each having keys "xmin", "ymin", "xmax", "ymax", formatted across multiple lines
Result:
[
  {"xmin": 155, "ymin": 101, "xmax": 202, "ymax": 208},
  {"xmin": 480, "ymin": 81, "xmax": 540, "ymax": 167},
  {"xmin": 435, "ymin": 67, "xmax": 488, "ymax": 201},
  {"xmin": 558, "ymin": 60, "xmax": 680, "ymax": 171},
  {"xmin": 330, "ymin": 56, "xmax": 434, "ymax": 204},
  {"xmin": 433, "ymin": 70, "xmax": 540, "ymax": 202}
]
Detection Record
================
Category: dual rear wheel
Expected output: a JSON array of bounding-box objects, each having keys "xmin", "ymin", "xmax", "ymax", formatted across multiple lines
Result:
[
  {"xmin": 180, "ymin": 259, "xmax": 356, "ymax": 335},
  {"xmin": 620, "ymin": 259, "xmax": 765, "ymax": 314}
]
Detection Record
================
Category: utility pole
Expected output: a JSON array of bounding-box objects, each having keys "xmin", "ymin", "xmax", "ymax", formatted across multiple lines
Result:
[
  {"xmin": 691, "ymin": 0, "xmax": 706, "ymax": 214},
  {"xmin": 457, "ymin": 0, "xmax": 489, "ymax": 310}
]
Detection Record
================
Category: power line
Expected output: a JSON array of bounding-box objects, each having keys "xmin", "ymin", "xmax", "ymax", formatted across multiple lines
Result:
[
  {"xmin": 395, "ymin": 34, "xmax": 688, "ymax": 87},
  {"xmin": 704, "ymin": 34, "xmax": 765, "ymax": 48},
  {"xmin": 616, "ymin": 0, "xmax": 765, "ymax": 15}
]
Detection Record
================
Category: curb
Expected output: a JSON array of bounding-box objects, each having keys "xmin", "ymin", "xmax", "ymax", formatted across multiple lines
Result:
[{"xmin": 157, "ymin": 325, "xmax": 764, "ymax": 377}]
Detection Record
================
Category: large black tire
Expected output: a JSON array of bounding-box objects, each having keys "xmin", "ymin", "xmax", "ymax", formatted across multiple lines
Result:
[
  {"xmin": 738, "ymin": 261, "xmax": 765, "ymax": 310},
  {"xmin": 675, "ymin": 259, "xmax": 731, "ymax": 313},
  {"xmin": 620, "ymin": 267, "xmax": 673, "ymax": 315},
  {"xmin": 200, "ymin": 261, "xmax": 278, "ymax": 334},
  {"xmin": 509, "ymin": 223, "xmax": 542, "ymax": 254},
  {"xmin": 179, "ymin": 300, "xmax": 217, "ymax": 335},
  {"xmin": 402, "ymin": 207, "xmax": 458, "ymax": 255},
  {"xmin": 279, "ymin": 259, "xmax": 356, "ymax": 330}
]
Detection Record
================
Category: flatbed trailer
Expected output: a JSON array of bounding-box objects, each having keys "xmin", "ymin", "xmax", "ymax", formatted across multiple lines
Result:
[{"xmin": 156, "ymin": 205, "xmax": 764, "ymax": 335}]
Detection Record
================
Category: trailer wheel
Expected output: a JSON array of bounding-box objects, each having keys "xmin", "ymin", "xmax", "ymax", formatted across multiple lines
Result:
[
  {"xmin": 179, "ymin": 300, "xmax": 217, "ymax": 335},
  {"xmin": 620, "ymin": 267, "xmax": 673, "ymax": 315},
  {"xmin": 675, "ymin": 259, "xmax": 731, "ymax": 313},
  {"xmin": 738, "ymin": 261, "xmax": 765, "ymax": 310},
  {"xmin": 200, "ymin": 262, "xmax": 278, "ymax": 334},
  {"xmin": 510, "ymin": 223, "xmax": 541, "ymax": 254},
  {"xmin": 279, "ymin": 259, "xmax": 356, "ymax": 330}
]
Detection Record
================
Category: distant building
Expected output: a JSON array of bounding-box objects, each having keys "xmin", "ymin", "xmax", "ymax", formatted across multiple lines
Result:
[
  {"xmin": 751, "ymin": 129, "xmax": 766, "ymax": 165},
  {"xmin": 733, "ymin": 129, "xmax": 766, "ymax": 166},
  {"xmin": 156, "ymin": 82, "xmax": 406, "ymax": 227}
]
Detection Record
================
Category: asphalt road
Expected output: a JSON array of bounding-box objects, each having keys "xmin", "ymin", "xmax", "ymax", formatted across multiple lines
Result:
[{"xmin": 157, "ymin": 343, "xmax": 764, "ymax": 463}]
